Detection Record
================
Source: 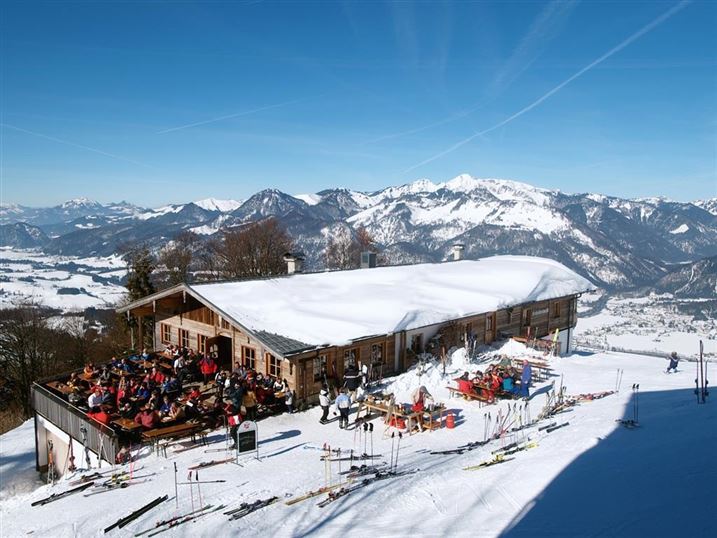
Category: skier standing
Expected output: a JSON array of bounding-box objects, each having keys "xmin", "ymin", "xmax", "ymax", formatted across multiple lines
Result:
[
  {"xmin": 520, "ymin": 359, "xmax": 532, "ymax": 399},
  {"xmin": 666, "ymin": 351, "xmax": 679, "ymax": 373},
  {"xmin": 319, "ymin": 388, "xmax": 331, "ymax": 424},
  {"xmin": 335, "ymin": 389, "xmax": 351, "ymax": 429}
]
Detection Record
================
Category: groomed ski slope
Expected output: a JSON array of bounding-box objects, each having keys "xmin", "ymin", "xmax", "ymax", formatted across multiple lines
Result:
[{"xmin": 1, "ymin": 342, "xmax": 714, "ymax": 537}]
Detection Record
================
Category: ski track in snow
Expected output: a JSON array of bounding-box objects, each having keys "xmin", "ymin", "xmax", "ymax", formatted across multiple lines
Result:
[{"xmin": 1, "ymin": 342, "xmax": 716, "ymax": 537}]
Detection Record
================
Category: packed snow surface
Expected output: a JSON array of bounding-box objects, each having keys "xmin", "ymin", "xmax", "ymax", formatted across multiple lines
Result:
[
  {"xmin": 191, "ymin": 256, "xmax": 593, "ymax": 346},
  {"xmin": 2, "ymin": 341, "xmax": 714, "ymax": 537}
]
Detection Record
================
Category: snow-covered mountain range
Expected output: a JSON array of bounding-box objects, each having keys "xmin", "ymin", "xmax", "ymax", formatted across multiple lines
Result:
[{"xmin": 1, "ymin": 175, "xmax": 716, "ymax": 292}]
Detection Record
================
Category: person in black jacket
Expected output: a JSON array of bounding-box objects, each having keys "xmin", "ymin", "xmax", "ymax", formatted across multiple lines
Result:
[{"xmin": 343, "ymin": 365, "xmax": 361, "ymax": 401}]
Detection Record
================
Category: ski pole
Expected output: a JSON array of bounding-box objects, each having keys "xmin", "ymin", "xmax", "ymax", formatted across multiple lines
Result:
[
  {"xmin": 635, "ymin": 384, "xmax": 639, "ymax": 424},
  {"xmin": 196, "ymin": 471, "xmax": 202, "ymax": 510},
  {"xmin": 363, "ymin": 422, "xmax": 368, "ymax": 457},
  {"xmin": 369, "ymin": 423, "xmax": 374, "ymax": 459},
  {"xmin": 173, "ymin": 462, "xmax": 178, "ymax": 508},
  {"xmin": 337, "ymin": 448, "xmax": 341, "ymax": 476},
  {"xmin": 188, "ymin": 472, "xmax": 194, "ymax": 512},
  {"xmin": 394, "ymin": 432, "xmax": 402, "ymax": 472},
  {"xmin": 390, "ymin": 432, "xmax": 395, "ymax": 471}
]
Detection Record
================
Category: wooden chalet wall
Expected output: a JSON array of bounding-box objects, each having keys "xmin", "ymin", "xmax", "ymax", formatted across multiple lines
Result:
[
  {"xmin": 144, "ymin": 296, "xmax": 296, "ymax": 389},
  {"xmin": 133, "ymin": 292, "xmax": 579, "ymax": 405},
  {"xmin": 290, "ymin": 333, "xmax": 397, "ymax": 404}
]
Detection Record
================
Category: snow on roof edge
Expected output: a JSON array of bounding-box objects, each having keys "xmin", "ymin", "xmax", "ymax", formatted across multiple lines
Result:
[{"xmin": 189, "ymin": 256, "xmax": 595, "ymax": 350}]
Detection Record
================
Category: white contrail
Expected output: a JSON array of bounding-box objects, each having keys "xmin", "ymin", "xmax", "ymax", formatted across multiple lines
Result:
[
  {"xmin": 1, "ymin": 123, "xmax": 156, "ymax": 169},
  {"xmin": 156, "ymin": 96, "xmax": 309, "ymax": 134},
  {"xmin": 402, "ymin": 0, "xmax": 691, "ymax": 175}
]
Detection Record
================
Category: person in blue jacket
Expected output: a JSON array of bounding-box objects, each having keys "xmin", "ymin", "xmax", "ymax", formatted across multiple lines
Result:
[{"xmin": 520, "ymin": 360, "xmax": 532, "ymax": 398}]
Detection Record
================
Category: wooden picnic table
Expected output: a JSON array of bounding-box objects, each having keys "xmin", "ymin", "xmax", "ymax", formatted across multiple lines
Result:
[
  {"xmin": 46, "ymin": 380, "xmax": 75, "ymax": 396},
  {"xmin": 512, "ymin": 358, "xmax": 552, "ymax": 382},
  {"xmin": 141, "ymin": 422, "xmax": 203, "ymax": 456},
  {"xmin": 355, "ymin": 399, "xmax": 424, "ymax": 435},
  {"xmin": 112, "ymin": 417, "xmax": 143, "ymax": 432}
]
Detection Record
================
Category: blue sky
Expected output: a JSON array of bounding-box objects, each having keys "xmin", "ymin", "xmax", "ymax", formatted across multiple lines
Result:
[{"xmin": 1, "ymin": 0, "xmax": 715, "ymax": 207}]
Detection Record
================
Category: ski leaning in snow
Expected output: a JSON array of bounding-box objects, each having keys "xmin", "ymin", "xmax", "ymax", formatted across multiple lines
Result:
[
  {"xmin": 31, "ymin": 481, "xmax": 95, "ymax": 506},
  {"xmin": 187, "ymin": 458, "xmax": 234, "ymax": 470},
  {"xmin": 225, "ymin": 497, "xmax": 279, "ymax": 520},
  {"xmin": 463, "ymin": 454, "xmax": 515, "ymax": 471}
]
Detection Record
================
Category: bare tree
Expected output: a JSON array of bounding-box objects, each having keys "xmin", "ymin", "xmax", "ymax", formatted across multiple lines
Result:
[
  {"xmin": 211, "ymin": 218, "xmax": 294, "ymax": 279},
  {"xmin": 0, "ymin": 302, "xmax": 59, "ymax": 417},
  {"xmin": 159, "ymin": 230, "xmax": 200, "ymax": 286},
  {"xmin": 325, "ymin": 225, "xmax": 377, "ymax": 270}
]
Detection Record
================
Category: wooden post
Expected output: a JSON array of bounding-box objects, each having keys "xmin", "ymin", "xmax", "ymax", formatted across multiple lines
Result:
[{"xmin": 137, "ymin": 316, "xmax": 144, "ymax": 351}]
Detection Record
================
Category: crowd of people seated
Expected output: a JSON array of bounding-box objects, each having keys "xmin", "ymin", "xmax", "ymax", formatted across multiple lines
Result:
[
  {"xmin": 455, "ymin": 359, "xmax": 532, "ymax": 401},
  {"xmin": 56, "ymin": 344, "xmax": 297, "ymax": 444}
]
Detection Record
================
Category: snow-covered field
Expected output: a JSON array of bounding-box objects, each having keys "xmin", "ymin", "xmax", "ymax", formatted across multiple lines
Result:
[
  {"xmin": 1, "ymin": 342, "xmax": 714, "ymax": 537},
  {"xmin": 575, "ymin": 291, "xmax": 716, "ymax": 358},
  {"xmin": 0, "ymin": 248, "xmax": 126, "ymax": 310}
]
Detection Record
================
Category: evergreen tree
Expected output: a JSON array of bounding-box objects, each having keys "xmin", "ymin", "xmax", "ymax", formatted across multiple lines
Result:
[{"xmin": 125, "ymin": 246, "xmax": 156, "ymax": 301}]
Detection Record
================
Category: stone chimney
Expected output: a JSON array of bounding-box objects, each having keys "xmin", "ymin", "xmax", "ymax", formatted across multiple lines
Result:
[
  {"xmin": 283, "ymin": 252, "xmax": 305, "ymax": 274},
  {"xmin": 451, "ymin": 243, "xmax": 465, "ymax": 261},
  {"xmin": 360, "ymin": 251, "xmax": 377, "ymax": 269}
]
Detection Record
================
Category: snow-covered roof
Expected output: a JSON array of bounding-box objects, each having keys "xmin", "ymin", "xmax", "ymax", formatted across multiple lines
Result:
[{"xmin": 188, "ymin": 256, "xmax": 593, "ymax": 350}]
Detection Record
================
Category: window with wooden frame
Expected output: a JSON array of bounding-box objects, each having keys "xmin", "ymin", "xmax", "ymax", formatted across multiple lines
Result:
[
  {"xmin": 160, "ymin": 323, "xmax": 171, "ymax": 344},
  {"xmin": 313, "ymin": 354, "xmax": 327, "ymax": 382},
  {"xmin": 486, "ymin": 314, "xmax": 493, "ymax": 331},
  {"xmin": 197, "ymin": 334, "xmax": 208, "ymax": 355},
  {"xmin": 524, "ymin": 309, "xmax": 532, "ymax": 327},
  {"xmin": 552, "ymin": 302, "xmax": 561, "ymax": 319},
  {"xmin": 179, "ymin": 329, "xmax": 190, "ymax": 349},
  {"xmin": 370, "ymin": 343, "xmax": 383, "ymax": 364},
  {"xmin": 267, "ymin": 353, "xmax": 281, "ymax": 378},
  {"xmin": 242, "ymin": 346, "xmax": 256, "ymax": 370},
  {"xmin": 343, "ymin": 348, "xmax": 358, "ymax": 369}
]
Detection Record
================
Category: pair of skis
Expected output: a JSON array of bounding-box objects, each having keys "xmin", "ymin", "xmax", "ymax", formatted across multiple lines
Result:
[
  {"xmin": 31, "ymin": 481, "xmax": 95, "ymax": 506},
  {"xmin": 316, "ymin": 468, "xmax": 419, "ymax": 508},
  {"xmin": 225, "ymin": 497, "xmax": 279, "ymax": 520},
  {"xmin": 104, "ymin": 495, "xmax": 168, "ymax": 533},
  {"xmin": 143, "ymin": 504, "xmax": 227, "ymax": 537},
  {"xmin": 187, "ymin": 458, "xmax": 234, "ymax": 470},
  {"xmin": 696, "ymin": 340, "xmax": 709, "ymax": 404}
]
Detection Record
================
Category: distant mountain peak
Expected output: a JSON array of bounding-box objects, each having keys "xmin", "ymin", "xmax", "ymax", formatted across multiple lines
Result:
[
  {"xmin": 60, "ymin": 197, "xmax": 100, "ymax": 209},
  {"xmin": 194, "ymin": 198, "xmax": 243, "ymax": 212}
]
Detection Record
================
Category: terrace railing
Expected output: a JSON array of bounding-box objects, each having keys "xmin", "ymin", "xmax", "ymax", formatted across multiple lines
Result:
[{"xmin": 31, "ymin": 382, "xmax": 119, "ymax": 465}]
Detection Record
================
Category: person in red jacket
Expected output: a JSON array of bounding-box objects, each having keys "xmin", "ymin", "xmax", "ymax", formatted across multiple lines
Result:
[
  {"xmin": 87, "ymin": 406, "xmax": 111, "ymax": 426},
  {"xmin": 134, "ymin": 406, "xmax": 159, "ymax": 429},
  {"xmin": 199, "ymin": 355, "xmax": 218, "ymax": 386}
]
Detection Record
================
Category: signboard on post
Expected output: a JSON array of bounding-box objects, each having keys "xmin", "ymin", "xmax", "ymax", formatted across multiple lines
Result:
[{"xmin": 236, "ymin": 420, "xmax": 259, "ymax": 460}]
